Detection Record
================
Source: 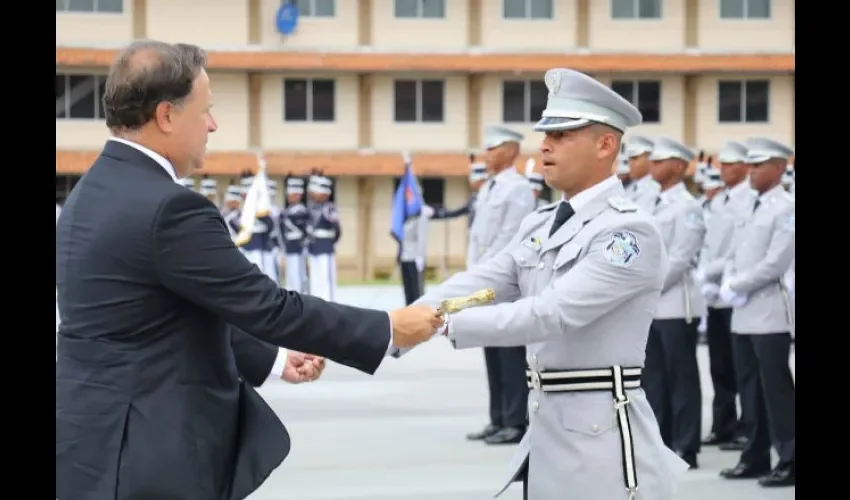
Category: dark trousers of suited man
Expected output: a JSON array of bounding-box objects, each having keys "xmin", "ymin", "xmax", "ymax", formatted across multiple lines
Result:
[{"xmin": 399, "ymin": 261, "xmax": 422, "ymax": 305}]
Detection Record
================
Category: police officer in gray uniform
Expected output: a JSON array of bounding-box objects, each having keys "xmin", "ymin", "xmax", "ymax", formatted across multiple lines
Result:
[
  {"xmin": 694, "ymin": 140, "xmax": 753, "ymax": 448},
  {"xmin": 718, "ymin": 137, "xmax": 795, "ymax": 487},
  {"xmin": 392, "ymin": 68, "xmax": 689, "ymax": 500},
  {"xmin": 641, "ymin": 137, "xmax": 706, "ymax": 469},
  {"xmin": 464, "ymin": 125, "xmax": 537, "ymax": 445},
  {"xmin": 398, "ymin": 204, "xmax": 434, "ymax": 305},
  {"xmin": 624, "ymin": 136, "xmax": 660, "ymax": 211}
]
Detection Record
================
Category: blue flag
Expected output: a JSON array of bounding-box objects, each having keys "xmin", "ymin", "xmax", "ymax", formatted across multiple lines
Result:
[{"xmin": 390, "ymin": 162, "xmax": 423, "ymax": 243}]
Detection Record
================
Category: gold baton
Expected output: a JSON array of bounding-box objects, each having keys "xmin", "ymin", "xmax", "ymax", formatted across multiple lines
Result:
[{"xmin": 436, "ymin": 288, "xmax": 496, "ymax": 314}]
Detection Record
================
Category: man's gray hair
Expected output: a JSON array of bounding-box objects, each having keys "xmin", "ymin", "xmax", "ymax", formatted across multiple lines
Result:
[{"xmin": 102, "ymin": 40, "xmax": 207, "ymax": 132}]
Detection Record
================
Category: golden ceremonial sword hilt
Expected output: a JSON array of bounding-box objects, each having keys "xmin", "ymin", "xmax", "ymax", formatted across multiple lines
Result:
[{"xmin": 436, "ymin": 288, "xmax": 496, "ymax": 314}]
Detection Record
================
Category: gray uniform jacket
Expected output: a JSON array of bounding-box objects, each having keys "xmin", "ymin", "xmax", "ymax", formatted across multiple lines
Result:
[
  {"xmin": 652, "ymin": 183, "xmax": 706, "ymax": 321},
  {"xmin": 625, "ymin": 175, "xmax": 661, "ymax": 213},
  {"xmin": 725, "ymin": 184, "xmax": 795, "ymax": 335},
  {"xmin": 469, "ymin": 167, "xmax": 536, "ymax": 267},
  {"xmin": 398, "ymin": 210, "xmax": 431, "ymax": 263},
  {"xmin": 411, "ymin": 177, "xmax": 688, "ymax": 499},
  {"xmin": 698, "ymin": 182, "xmax": 757, "ymax": 308}
]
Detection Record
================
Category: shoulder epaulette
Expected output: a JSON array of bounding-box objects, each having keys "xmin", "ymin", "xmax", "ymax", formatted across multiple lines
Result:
[{"xmin": 607, "ymin": 196, "xmax": 638, "ymax": 212}]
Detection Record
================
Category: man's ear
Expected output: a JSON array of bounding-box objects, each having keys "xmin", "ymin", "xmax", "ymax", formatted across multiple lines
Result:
[{"xmin": 154, "ymin": 101, "xmax": 175, "ymax": 133}]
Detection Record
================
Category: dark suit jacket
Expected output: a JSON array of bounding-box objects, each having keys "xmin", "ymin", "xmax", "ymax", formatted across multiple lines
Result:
[{"xmin": 56, "ymin": 141, "xmax": 391, "ymax": 500}]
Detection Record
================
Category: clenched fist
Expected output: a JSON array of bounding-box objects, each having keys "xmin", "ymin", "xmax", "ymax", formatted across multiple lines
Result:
[{"xmin": 389, "ymin": 304, "xmax": 443, "ymax": 349}]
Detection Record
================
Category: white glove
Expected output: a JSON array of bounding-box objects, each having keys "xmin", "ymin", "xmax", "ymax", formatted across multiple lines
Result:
[
  {"xmin": 691, "ymin": 268, "xmax": 705, "ymax": 284},
  {"xmin": 700, "ymin": 282, "xmax": 720, "ymax": 301},
  {"xmin": 415, "ymin": 257, "xmax": 425, "ymax": 273},
  {"xmin": 697, "ymin": 316, "xmax": 707, "ymax": 334},
  {"xmin": 719, "ymin": 282, "xmax": 748, "ymax": 307},
  {"xmin": 402, "ymin": 151, "xmax": 412, "ymax": 164}
]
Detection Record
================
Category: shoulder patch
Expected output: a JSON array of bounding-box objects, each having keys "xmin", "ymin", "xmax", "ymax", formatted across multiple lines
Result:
[
  {"xmin": 607, "ymin": 196, "xmax": 638, "ymax": 213},
  {"xmin": 536, "ymin": 202, "xmax": 559, "ymax": 213},
  {"xmin": 603, "ymin": 230, "xmax": 641, "ymax": 268}
]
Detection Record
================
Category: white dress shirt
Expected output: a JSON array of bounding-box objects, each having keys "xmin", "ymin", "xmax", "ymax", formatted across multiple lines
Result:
[{"xmin": 107, "ymin": 138, "xmax": 293, "ymax": 379}]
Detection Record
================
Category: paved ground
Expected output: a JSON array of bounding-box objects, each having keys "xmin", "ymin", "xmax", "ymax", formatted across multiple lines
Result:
[{"xmin": 248, "ymin": 285, "xmax": 796, "ymax": 500}]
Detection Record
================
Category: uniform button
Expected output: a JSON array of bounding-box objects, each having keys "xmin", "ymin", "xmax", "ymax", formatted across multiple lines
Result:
[
  {"xmin": 591, "ymin": 424, "xmax": 600, "ymax": 433},
  {"xmin": 519, "ymin": 257, "xmax": 525, "ymax": 263},
  {"xmin": 537, "ymin": 262, "xmax": 545, "ymax": 270},
  {"xmin": 532, "ymin": 355, "xmax": 538, "ymax": 363},
  {"xmin": 532, "ymin": 401, "xmax": 539, "ymax": 413}
]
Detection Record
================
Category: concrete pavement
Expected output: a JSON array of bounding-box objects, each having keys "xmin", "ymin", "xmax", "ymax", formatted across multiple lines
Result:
[{"xmin": 248, "ymin": 285, "xmax": 795, "ymax": 500}]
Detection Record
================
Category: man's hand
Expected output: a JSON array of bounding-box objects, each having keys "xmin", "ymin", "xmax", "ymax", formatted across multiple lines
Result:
[
  {"xmin": 281, "ymin": 351, "xmax": 326, "ymax": 384},
  {"xmin": 415, "ymin": 257, "xmax": 425, "ymax": 273},
  {"xmin": 389, "ymin": 304, "xmax": 444, "ymax": 348}
]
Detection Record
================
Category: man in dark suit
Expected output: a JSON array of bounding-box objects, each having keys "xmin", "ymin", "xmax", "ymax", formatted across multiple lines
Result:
[{"xmin": 56, "ymin": 40, "xmax": 443, "ymax": 500}]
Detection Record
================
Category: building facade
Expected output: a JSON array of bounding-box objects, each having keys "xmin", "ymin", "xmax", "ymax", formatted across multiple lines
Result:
[{"xmin": 56, "ymin": 0, "xmax": 795, "ymax": 279}]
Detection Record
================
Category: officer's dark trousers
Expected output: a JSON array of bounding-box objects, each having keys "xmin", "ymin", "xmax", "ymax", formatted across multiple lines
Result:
[
  {"xmin": 644, "ymin": 318, "xmax": 702, "ymax": 455},
  {"xmin": 399, "ymin": 261, "xmax": 422, "ymax": 305},
  {"xmin": 484, "ymin": 347, "xmax": 529, "ymax": 428},
  {"xmin": 706, "ymin": 307, "xmax": 740, "ymax": 438},
  {"xmin": 732, "ymin": 332, "xmax": 795, "ymax": 468}
]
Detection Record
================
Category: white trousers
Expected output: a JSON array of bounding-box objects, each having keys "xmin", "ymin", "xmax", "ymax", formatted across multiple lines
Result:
[
  {"xmin": 244, "ymin": 249, "xmax": 278, "ymax": 283},
  {"xmin": 262, "ymin": 250, "xmax": 280, "ymax": 285},
  {"xmin": 285, "ymin": 253, "xmax": 306, "ymax": 293},
  {"xmin": 308, "ymin": 254, "xmax": 336, "ymax": 302}
]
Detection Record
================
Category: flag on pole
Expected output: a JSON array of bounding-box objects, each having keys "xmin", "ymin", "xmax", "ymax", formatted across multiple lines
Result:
[{"xmin": 390, "ymin": 153, "xmax": 423, "ymax": 243}]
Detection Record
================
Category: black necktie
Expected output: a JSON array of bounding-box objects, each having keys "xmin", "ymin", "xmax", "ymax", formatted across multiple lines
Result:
[
  {"xmin": 724, "ymin": 193, "xmax": 730, "ymax": 205},
  {"xmin": 549, "ymin": 202, "xmax": 575, "ymax": 237},
  {"xmin": 655, "ymin": 197, "xmax": 661, "ymax": 207},
  {"xmin": 753, "ymin": 199, "xmax": 761, "ymax": 213}
]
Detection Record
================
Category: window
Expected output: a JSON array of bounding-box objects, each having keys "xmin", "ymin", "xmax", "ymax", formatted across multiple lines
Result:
[
  {"xmin": 56, "ymin": 0, "xmax": 123, "ymax": 13},
  {"xmin": 394, "ymin": 80, "xmax": 444, "ymax": 123},
  {"xmin": 392, "ymin": 177, "xmax": 445, "ymax": 208},
  {"xmin": 502, "ymin": 80, "xmax": 548, "ymax": 123},
  {"xmin": 56, "ymin": 175, "xmax": 81, "ymax": 204},
  {"xmin": 503, "ymin": 0, "xmax": 553, "ymax": 19},
  {"xmin": 283, "ymin": 79, "xmax": 335, "ymax": 122},
  {"xmin": 717, "ymin": 80, "xmax": 769, "ymax": 123},
  {"xmin": 611, "ymin": 80, "xmax": 661, "ymax": 123},
  {"xmin": 720, "ymin": 0, "xmax": 770, "ymax": 19},
  {"xmin": 56, "ymin": 74, "xmax": 107, "ymax": 120},
  {"xmin": 295, "ymin": 0, "xmax": 335, "ymax": 17},
  {"xmin": 611, "ymin": 0, "xmax": 661, "ymax": 19},
  {"xmin": 395, "ymin": 0, "xmax": 445, "ymax": 18}
]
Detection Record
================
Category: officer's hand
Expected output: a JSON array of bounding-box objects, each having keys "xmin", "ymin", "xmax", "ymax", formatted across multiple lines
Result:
[{"xmin": 389, "ymin": 305, "xmax": 444, "ymax": 348}]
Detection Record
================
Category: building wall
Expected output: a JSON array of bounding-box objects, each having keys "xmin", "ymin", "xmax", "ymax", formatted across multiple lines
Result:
[{"xmin": 57, "ymin": 0, "xmax": 796, "ymax": 53}]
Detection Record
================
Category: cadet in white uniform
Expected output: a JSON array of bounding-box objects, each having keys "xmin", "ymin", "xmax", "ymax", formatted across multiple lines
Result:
[
  {"xmin": 694, "ymin": 141, "xmax": 752, "ymax": 449},
  {"xmin": 393, "ymin": 68, "xmax": 688, "ymax": 500},
  {"xmin": 280, "ymin": 178, "xmax": 310, "ymax": 293},
  {"xmin": 642, "ymin": 137, "xmax": 706, "ymax": 469},
  {"xmin": 463, "ymin": 125, "xmax": 537, "ymax": 446},
  {"xmin": 718, "ymin": 137, "xmax": 796, "ymax": 487},
  {"xmin": 624, "ymin": 136, "xmax": 661, "ymax": 211},
  {"xmin": 306, "ymin": 176, "xmax": 341, "ymax": 301},
  {"xmin": 198, "ymin": 177, "xmax": 218, "ymax": 207}
]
